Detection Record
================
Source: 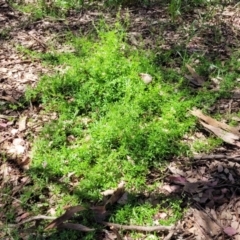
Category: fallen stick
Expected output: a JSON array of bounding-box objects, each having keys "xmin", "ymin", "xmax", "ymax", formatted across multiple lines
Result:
[
  {"xmin": 17, "ymin": 215, "xmax": 56, "ymax": 226},
  {"xmin": 101, "ymin": 221, "xmax": 174, "ymax": 232},
  {"xmin": 193, "ymin": 154, "xmax": 240, "ymax": 162},
  {"xmin": 18, "ymin": 215, "xmax": 174, "ymax": 233}
]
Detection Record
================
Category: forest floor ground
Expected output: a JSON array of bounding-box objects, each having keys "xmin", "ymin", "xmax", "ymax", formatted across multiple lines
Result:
[{"xmin": 1, "ymin": 0, "xmax": 240, "ymax": 239}]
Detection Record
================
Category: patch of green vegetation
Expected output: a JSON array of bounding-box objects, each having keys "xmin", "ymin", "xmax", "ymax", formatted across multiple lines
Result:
[
  {"xmin": 191, "ymin": 137, "xmax": 223, "ymax": 154},
  {"xmin": 10, "ymin": 0, "xmax": 84, "ymax": 19},
  {"xmin": 26, "ymin": 28, "xmax": 199, "ymax": 192},
  {"xmin": 0, "ymin": 27, "xmax": 11, "ymax": 40},
  {"xmin": 111, "ymin": 202, "xmax": 159, "ymax": 225},
  {"xmin": 110, "ymin": 198, "xmax": 183, "ymax": 226},
  {"xmin": 19, "ymin": 19, "xmax": 239, "ymax": 238}
]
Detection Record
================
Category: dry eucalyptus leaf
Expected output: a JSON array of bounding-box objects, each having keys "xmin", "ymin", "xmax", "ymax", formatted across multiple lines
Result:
[
  {"xmin": 139, "ymin": 73, "xmax": 153, "ymax": 84},
  {"xmin": 186, "ymin": 64, "xmax": 204, "ymax": 86},
  {"xmin": 200, "ymin": 120, "xmax": 240, "ymax": 147},
  {"xmin": 18, "ymin": 116, "xmax": 27, "ymax": 132},
  {"xmin": 105, "ymin": 181, "xmax": 125, "ymax": 206},
  {"xmin": 190, "ymin": 108, "xmax": 240, "ymax": 136}
]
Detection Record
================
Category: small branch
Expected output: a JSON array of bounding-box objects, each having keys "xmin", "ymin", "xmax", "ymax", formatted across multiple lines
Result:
[
  {"xmin": 3, "ymin": 60, "xmax": 33, "ymax": 67},
  {"xmin": 101, "ymin": 221, "xmax": 174, "ymax": 232},
  {"xmin": 193, "ymin": 154, "xmax": 240, "ymax": 162},
  {"xmin": 17, "ymin": 215, "xmax": 56, "ymax": 226}
]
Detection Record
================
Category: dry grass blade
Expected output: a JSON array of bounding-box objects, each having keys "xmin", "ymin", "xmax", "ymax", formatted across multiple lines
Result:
[{"xmin": 45, "ymin": 205, "xmax": 85, "ymax": 230}]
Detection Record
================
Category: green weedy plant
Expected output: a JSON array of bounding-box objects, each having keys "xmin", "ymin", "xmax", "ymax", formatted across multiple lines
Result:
[
  {"xmin": 10, "ymin": 0, "xmax": 86, "ymax": 18},
  {"xmin": 168, "ymin": 0, "xmax": 209, "ymax": 20},
  {"xmin": 26, "ymin": 27, "xmax": 197, "ymax": 190},
  {"xmin": 104, "ymin": 0, "xmax": 151, "ymax": 7},
  {"xmin": 22, "ymin": 20, "xmax": 236, "ymax": 238}
]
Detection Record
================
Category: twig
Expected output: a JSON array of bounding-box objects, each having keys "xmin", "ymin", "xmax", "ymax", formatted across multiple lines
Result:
[
  {"xmin": 101, "ymin": 221, "xmax": 173, "ymax": 232},
  {"xmin": 193, "ymin": 154, "xmax": 240, "ymax": 162},
  {"xmin": 0, "ymin": 114, "xmax": 17, "ymax": 120},
  {"xmin": 17, "ymin": 215, "xmax": 56, "ymax": 226},
  {"xmin": 3, "ymin": 60, "xmax": 33, "ymax": 67}
]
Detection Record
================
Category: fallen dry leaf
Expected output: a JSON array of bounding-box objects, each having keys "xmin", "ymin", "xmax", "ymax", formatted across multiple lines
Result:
[
  {"xmin": 105, "ymin": 181, "xmax": 125, "ymax": 206},
  {"xmin": 18, "ymin": 116, "xmax": 27, "ymax": 132},
  {"xmin": 16, "ymin": 212, "xmax": 31, "ymax": 223},
  {"xmin": 168, "ymin": 175, "xmax": 187, "ymax": 185},
  {"xmin": 101, "ymin": 189, "xmax": 115, "ymax": 196},
  {"xmin": 193, "ymin": 209, "xmax": 221, "ymax": 238},
  {"xmin": 223, "ymin": 226, "xmax": 237, "ymax": 236},
  {"xmin": 0, "ymin": 122, "xmax": 8, "ymax": 128},
  {"xmin": 8, "ymin": 138, "xmax": 26, "ymax": 156},
  {"xmin": 0, "ymin": 95, "xmax": 17, "ymax": 103},
  {"xmin": 186, "ymin": 64, "xmax": 205, "ymax": 87},
  {"xmin": 218, "ymin": 165, "xmax": 223, "ymax": 173},
  {"xmin": 200, "ymin": 120, "xmax": 240, "ymax": 147},
  {"xmin": 45, "ymin": 205, "xmax": 85, "ymax": 230},
  {"xmin": 190, "ymin": 108, "xmax": 240, "ymax": 136},
  {"xmin": 168, "ymin": 162, "xmax": 186, "ymax": 176},
  {"xmin": 139, "ymin": 73, "xmax": 153, "ymax": 84}
]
